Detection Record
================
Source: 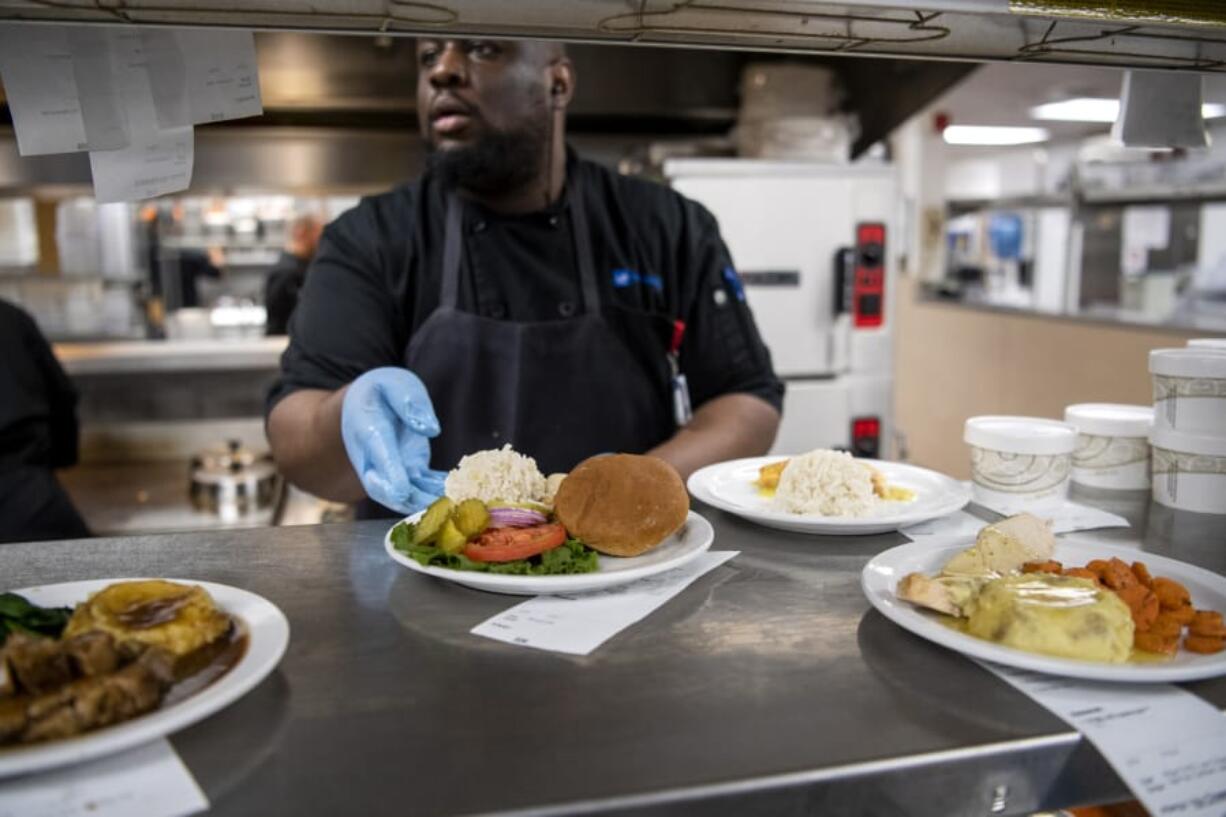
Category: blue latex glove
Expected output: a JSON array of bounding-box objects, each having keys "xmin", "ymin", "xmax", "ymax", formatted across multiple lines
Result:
[{"xmin": 341, "ymin": 367, "xmax": 447, "ymax": 514}]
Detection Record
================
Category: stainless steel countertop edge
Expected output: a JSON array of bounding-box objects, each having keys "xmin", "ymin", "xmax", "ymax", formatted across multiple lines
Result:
[{"xmin": 483, "ymin": 731, "xmax": 1083, "ymax": 816}]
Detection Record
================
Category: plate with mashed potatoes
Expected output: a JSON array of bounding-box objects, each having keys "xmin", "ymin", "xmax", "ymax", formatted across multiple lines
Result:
[
  {"xmin": 863, "ymin": 517, "xmax": 1226, "ymax": 682},
  {"xmin": 686, "ymin": 451, "xmax": 970, "ymax": 535},
  {"xmin": 0, "ymin": 578, "xmax": 289, "ymax": 777}
]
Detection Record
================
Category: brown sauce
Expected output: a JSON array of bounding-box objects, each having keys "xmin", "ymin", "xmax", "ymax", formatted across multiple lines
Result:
[{"xmin": 163, "ymin": 620, "xmax": 249, "ymax": 707}]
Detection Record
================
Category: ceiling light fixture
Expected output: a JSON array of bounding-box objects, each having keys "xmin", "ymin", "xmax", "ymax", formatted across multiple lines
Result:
[
  {"xmin": 942, "ymin": 125, "xmax": 1050, "ymax": 146},
  {"xmin": 1031, "ymin": 97, "xmax": 1226, "ymax": 122}
]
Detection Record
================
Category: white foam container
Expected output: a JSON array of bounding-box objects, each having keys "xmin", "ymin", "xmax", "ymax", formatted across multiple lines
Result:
[
  {"xmin": 1150, "ymin": 348, "xmax": 1226, "ymax": 436},
  {"xmin": 964, "ymin": 416, "xmax": 1076, "ymax": 511},
  {"xmin": 1063, "ymin": 404, "xmax": 1153, "ymax": 490},
  {"xmin": 1187, "ymin": 338, "xmax": 1226, "ymax": 350},
  {"xmin": 1150, "ymin": 426, "xmax": 1226, "ymax": 515}
]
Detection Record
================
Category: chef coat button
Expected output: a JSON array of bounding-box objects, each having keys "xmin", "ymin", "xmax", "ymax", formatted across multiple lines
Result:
[
  {"xmin": 558, "ymin": 300, "xmax": 575, "ymax": 317},
  {"xmin": 473, "ymin": 220, "xmax": 487, "ymax": 233},
  {"xmin": 548, "ymin": 215, "xmax": 559, "ymax": 228}
]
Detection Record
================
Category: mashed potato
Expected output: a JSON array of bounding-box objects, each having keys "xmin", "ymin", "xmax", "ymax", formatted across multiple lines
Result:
[
  {"xmin": 444, "ymin": 445, "xmax": 547, "ymax": 505},
  {"xmin": 774, "ymin": 449, "xmax": 876, "ymax": 517},
  {"xmin": 64, "ymin": 580, "xmax": 231, "ymax": 658}
]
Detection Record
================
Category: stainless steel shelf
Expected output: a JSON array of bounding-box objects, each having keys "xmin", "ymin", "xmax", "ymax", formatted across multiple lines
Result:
[{"xmin": 0, "ymin": 1, "xmax": 1223, "ymax": 71}]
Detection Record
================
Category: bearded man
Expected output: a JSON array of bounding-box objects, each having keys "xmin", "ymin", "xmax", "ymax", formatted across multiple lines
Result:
[{"xmin": 266, "ymin": 39, "xmax": 783, "ymax": 517}]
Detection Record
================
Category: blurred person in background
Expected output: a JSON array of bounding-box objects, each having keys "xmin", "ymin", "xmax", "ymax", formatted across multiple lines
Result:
[
  {"xmin": 264, "ymin": 212, "xmax": 324, "ymax": 336},
  {"xmin": 0, "ymin": 299, "xmax": 90, "ymax": 544}
]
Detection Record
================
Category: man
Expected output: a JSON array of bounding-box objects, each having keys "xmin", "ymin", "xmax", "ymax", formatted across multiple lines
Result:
[
  {"xmin": 0, "ymin": 299, "xmax": 90, "ymax": 543},
  {"xmin": 267, "ymin": 39, "xmax": 782, "ymax": 517},
  {"xmin": 264, "ymin": 212, "xmax": 324, "ymax": 335}
]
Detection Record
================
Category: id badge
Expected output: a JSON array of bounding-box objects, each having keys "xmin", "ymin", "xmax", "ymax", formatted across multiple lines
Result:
[{"xmin": 669, "ymin": 352, "xmax": 692, "ymax": 427}]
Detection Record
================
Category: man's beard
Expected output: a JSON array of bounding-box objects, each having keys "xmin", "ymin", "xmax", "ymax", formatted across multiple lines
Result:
[{"xmin": 427, "ymin": 111, "xmax": 550, "ymax": 195}]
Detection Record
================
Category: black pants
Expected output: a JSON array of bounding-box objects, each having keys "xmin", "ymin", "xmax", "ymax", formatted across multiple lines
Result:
[{"xmin": 0, "ymin": 467, "xmax": 90, "ymax": 545}]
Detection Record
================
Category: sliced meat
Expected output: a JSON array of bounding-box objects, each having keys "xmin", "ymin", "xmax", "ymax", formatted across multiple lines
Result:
[
  {"xmin": 64, "ymin": 631, "xmax": 120, "ymax": 677},
  {"xmin": 0, "ymin": 697, "xmax": 26, "ymax": 742},
  {"xmin": 3, "ymin": 647, "xmax": 175, "ymax": 746},
  {"xmin": 5, "ymin": 633, "xmax": 74, "ymax": 695},
  {"xmin": 0, "ymin": 650, "xmax": 15, "ymax": 698},
  {"xmin": 21, "ymin": 701, "xmax": 82, "ymax": 743}
]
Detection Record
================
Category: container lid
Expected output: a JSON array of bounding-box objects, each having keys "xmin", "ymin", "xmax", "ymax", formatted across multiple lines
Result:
[
  {"xmin": 1151, "ymin": 425, "xmax": 1226, "ymax": 458},
  {"xmin": 964, "ymin": 416, "xmax": 1077, "ymax": 455},
  {"xmin": 1149, "ymin": 348, "xmax": 1226, "ymax": 378},
  {"xmin": 1188, "ymin": 338, "xmax": 1226, "ymax": 350},
  {"xmin": 1063, "ymin": 403, "xmax": 1153, "ymax": 437}
]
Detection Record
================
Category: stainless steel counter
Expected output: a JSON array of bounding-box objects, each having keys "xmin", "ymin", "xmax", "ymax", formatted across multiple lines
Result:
[
  {"xmin": 54, "ymin": 338, "xmax": 288, "ymax": 376},
  {"xmin": 1, "ymin": 489, "xmax": 1223, "ymax": 816}
]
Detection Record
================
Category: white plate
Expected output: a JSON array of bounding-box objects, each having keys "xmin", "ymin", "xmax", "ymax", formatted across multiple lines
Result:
[
  {"xmin": 0, "ymin": 578, "xmax": 290, "ymax": 778},
  {"xmin": 687, "ymin": 456, "xmax": 971, "ymax": 535},
  {"xmin": 862, "ymin": 539, "xmax": 1226, "ymax": 682},
  {"xmin": 385, "ymin": 511, "xmax": 714, "ymax": 595}
]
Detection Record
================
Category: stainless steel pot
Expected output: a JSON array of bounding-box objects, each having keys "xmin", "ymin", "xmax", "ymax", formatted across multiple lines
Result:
[{"xmin": 189, "ymin": 440, "xmax": 280, "ymax": 522}]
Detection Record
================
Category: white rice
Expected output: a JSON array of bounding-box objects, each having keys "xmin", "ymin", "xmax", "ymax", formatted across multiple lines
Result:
[
  {"xmin": 444, "ymin": 445, "xmax": 546, "ymax": 505},
  {"xmin": 774, "ymin": 449, "xmax": 876, "ymax": 517}
]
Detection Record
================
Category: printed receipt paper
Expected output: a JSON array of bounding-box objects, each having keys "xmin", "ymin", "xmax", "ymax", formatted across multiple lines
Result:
[
  {"xmin": 983, "ymin": 662, "xmax": 1226, "ymax": 817},
  {"xmin": 85, "ymin": 31, "xmax": 193, "ymax": 204},
  {"xmin": 472, "ymin": 551, "xmax": 738, "ymax": 656}
]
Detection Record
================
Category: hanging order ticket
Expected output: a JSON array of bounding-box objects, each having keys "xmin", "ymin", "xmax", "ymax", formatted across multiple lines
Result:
[{"xmin": 981, "ymin": 661, "xmax": 1226, "ymax": 816}]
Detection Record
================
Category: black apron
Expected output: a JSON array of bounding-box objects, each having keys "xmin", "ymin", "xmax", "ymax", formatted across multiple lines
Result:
[{"xmin": 407, "ymin": 166, "xmax": 677, "ymax": 478}]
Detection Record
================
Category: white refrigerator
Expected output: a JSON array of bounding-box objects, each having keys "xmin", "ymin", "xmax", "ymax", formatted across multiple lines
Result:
[{"xmin": 666, "ymin": 159, "xmax": 896, "ymax": 458}]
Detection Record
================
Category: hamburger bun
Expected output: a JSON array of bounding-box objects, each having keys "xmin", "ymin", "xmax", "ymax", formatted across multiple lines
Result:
[{"xmin": 553, "ymin": 454, "xmax": 689, "ymax": 557}]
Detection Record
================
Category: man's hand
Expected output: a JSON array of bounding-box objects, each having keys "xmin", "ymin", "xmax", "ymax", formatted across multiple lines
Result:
[{"xmin": 340, "ymin": 368, "xmax": 447, "ymax": 514}]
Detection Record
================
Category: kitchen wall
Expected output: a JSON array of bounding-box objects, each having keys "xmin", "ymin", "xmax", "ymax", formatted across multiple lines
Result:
[{"xmin": 893, "ymin": 275, "xmax": 1220, "ymax": 478}]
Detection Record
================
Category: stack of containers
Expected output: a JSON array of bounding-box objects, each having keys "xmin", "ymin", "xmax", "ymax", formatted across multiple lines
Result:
[
  {"xmin": 1148, "ymin": 340, "xmax": 1226, "ymax": 514},
  {"xmin": 1062, "ymin": 404, "xmax": 1153, "ymax": 491}
]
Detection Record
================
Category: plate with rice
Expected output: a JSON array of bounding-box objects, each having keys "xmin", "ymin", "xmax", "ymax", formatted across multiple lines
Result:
[{"xmin": 687, "ymin": 451, "xmax": 970, "ymax": 535}]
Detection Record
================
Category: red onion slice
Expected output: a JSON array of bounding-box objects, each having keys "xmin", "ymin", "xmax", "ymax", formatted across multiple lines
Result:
[{"xmin": 487, "ymin": 507, "xmax": 548, "ymax": 528}]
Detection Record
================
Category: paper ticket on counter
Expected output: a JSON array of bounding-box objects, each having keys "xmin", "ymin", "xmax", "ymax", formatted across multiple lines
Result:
[
  {"xmin": 0, "ymin": 738, "xmax": 207, "ymax": 817},
  {"xmin": 472, "ymin": 551, "xmax": 738, "ymax": 656},
  {"xmin": 980, "ymin": 661, "xmax": 1226, "ymax": 817}
]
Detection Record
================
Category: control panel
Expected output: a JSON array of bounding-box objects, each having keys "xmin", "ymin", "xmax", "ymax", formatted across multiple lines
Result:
[{"xmin": 853, "ymin": 222, "xmax": 885, "ymax": 329}]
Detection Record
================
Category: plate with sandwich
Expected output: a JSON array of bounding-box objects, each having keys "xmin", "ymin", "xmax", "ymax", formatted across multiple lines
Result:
[
  {"xmin": 385, "ymin": 448, "xmax": 715, "ymax": 595},
  {"xmin": 687, "ymin": 450, "xmax": 970, "ymax": 535},
  {"xmin": 0, "ymin": 578, "xmax": 289, "ymax": 777},
  {"xmin": 862, "ymin": 513, "xmax": 1226, "ymax": 682}
]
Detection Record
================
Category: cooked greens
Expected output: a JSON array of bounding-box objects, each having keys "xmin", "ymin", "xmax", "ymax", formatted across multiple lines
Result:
[
  {"xmin": 0, "ymin": 592, "xmax": 73, "ymax": 644},
  {"xmin": 392, "ymin": 521, "xmax": 599, "ymax": 575}
]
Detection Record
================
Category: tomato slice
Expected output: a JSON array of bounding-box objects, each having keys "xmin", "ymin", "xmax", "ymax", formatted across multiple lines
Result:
[{"xmin": 464, "ymin": 523, "xmax": 567, "ymax": 563}]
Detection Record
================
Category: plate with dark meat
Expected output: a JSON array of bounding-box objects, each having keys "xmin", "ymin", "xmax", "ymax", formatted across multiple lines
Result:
[{"xmin": 0, "ymin": 578, "xmax": 289, "ymax": 778}]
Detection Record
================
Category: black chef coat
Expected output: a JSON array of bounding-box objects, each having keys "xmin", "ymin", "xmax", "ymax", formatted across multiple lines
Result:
[
  {"xmin": 268, "ymin": 152, "xmax": 783, "ymax": 430},
  {"xmin": 0, "ymin": 299, "xmax": 89, "ymax": 543},
  {"xmin": 264, "ymin": 250, "xmax": 310, "ymax": 336}
]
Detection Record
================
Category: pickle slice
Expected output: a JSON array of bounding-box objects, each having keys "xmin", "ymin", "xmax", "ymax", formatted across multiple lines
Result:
[
  {"xmin": 436, "ymin": 519, "xmax": 467, "ymax": 555},
  {"xmin": 412, "ymin": 497, "xmax": 455, "ymax": 547},
  {"xmin": 453, "ymin": 498, "xmax": 490, "ymax": 539}
]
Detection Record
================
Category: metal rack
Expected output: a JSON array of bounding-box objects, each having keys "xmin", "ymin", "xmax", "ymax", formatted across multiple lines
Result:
[{"xmin": 1, "ymin": 0, "xmax": 1223, "ymax": 70}]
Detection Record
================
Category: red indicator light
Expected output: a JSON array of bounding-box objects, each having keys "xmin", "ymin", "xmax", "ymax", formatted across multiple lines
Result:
[{"xmin": 853, "ymin": 417, "xmax": 880, "ymax": 440}]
